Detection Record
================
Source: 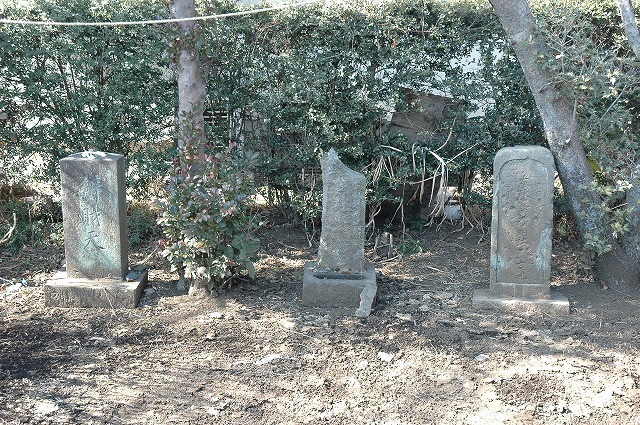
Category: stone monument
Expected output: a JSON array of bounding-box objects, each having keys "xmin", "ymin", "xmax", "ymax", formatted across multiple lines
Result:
[
  {"xmin": 45, "ymin": 151, "xmax": 147, "ymax": 308},
  {"xmin": 472, "ymin": 146, "xmax": 569, "ymax": 315},
  {"xmin": 302, "ymin": 149, "xmax": 377, "ymax": 317}
]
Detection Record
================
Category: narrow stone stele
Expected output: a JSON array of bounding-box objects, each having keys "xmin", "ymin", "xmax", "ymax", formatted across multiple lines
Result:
[
  {"xmin": 302, "ymin": 149, "xmax": 376, "ymax": 316},
  {"xmin": 472, "ymin": 146, "xmax": 570, "ymax": 315},
  {"xmin": 45, "ymin": 151, "xmax": 147, "ymax": 308},
  {"xmin": 315, "ymin": 149, "xmax": 366, "ymax": 273}
]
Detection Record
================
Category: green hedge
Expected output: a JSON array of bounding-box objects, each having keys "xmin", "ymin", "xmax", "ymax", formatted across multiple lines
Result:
[{"xmin": 2, "ymin": 0, "xmax": 637, "ymax": 232}]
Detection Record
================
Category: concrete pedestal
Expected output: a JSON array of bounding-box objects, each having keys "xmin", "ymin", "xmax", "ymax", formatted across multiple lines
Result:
[
  {"xmin": 472, "ymin": 288, "xmax": 570, "ymax": 316},
  {"xmin": 302, "ymin": 261, "xmax": 377, "ymax": 317},
  {"xmin": 45, "ymin": 266, "xmax": 147, "ymax": 308}
]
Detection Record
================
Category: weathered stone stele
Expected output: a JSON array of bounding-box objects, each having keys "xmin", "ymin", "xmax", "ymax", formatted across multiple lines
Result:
[
  {"xmin": 472, "ymin": 146, "xmax": 569, "ymax": 315},
  {"xmin": 302, "ymin": 149, "xmax": 376, "ymax": 317},
  {"xmin": 45, "ymin": 151, "xmax": 147, "ymax": 308},
  {"xmin": 61, "ymin": 152, "xmax": 128, "ymax": 279},
  {"xmin": 315, "ymin": 149, "xmax": 366, "ymax": 273}
]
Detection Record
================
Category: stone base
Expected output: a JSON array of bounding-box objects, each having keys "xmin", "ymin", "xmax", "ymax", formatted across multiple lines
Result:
[
  {"xmin": 44, "ymin": 268, "xmax": 148, "ymax": 308},
  {"xmin": 472, "ymin": 288, "xmax": 570, "ymax": 316},
  {"xmin": 302, "ymin": 261, "xmax": 377, "ymax": 317}
]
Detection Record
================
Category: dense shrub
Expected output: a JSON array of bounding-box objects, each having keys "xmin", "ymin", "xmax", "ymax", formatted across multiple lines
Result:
[
  {"xmin": 196, "ymin": 0, "xmax": 538, "ymax": 226},
  {"xmin": 0, "ymin": 190, "xmax": 62, "ymax": 254},
  {"xmin": 2, "ymin": 0, "xmax": 637, "ymax": 257},
  {"xmin": 0, "ymin": 0, "xmax": 534, "ymax": 220},
  {"xmin": 0, "ymin": 0, "xmax": 176, "ymax": 196},
  {"xmin": 156, "ymin": 142, "xmax": 259, "ymax": 291}
]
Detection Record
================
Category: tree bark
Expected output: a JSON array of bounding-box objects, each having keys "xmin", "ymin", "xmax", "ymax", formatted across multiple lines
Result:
[
  {"xmin": 170, "ymin": 0, "xmax": 210, "ymax": 296},
  {"xmin": 170, "ymin": 0, "xmax": 206, "ymax": 163},
  {"xmin": 489, "ymin": 0, "xmax": 639, "ymax": 291},
  {"xmin": 617, "ymin": 0, "xmax": 640, "ymax": 58},
  {"xmin": 616, "ymin": 0, "xmax": 640, "ymax": 284}
]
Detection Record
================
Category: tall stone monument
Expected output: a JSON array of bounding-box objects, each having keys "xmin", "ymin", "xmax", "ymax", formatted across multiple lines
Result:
[
  {"xmin": 302, "ymin": 149, "xmax": 377, "ymax": 317},
  {"xmin": 45, "ymin": 151, "xmax": 147, "ymax": 308},
  {"xmin": 472, "ymin": 146, "xmax": 569, "ymax": 315}
]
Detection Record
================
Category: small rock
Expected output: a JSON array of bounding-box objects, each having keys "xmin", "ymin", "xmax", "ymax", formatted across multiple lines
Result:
[
  {"xmin": 395, "ymin": 313, "xmax": 412, "ymax": 321},
  {"xmin": 378, "ymin": 352, "xmax": 393, "ymax": 362},
  {"xmin": 355, "ymin": 360, "xmax": 369, "ymax": 370},
  {"xmin": 125, "ymin": 271, "xmax": 138, "ymax": 282},
  {"xmin": 4, "ymin": 282, "xmax": 23, "ymax": 294},
  {"xmin": 143, "ymin": 288, "xmax": 156, "ymax": 296},
  {"xmin": 206, "ymin": 407, "xmax": 220, "ymax": 416},
  {"xmin": 256, "ymin": 354, "xmax": 281, "ymax": 366},
  {"xmin": 34, "ymin": 400, "xmax": 59, "ymax": 416},
  {"xmin": 280, "ymin": 319, "xmax": 296, "ymax": 329},
  {"xmin": 474, "ymin": 354, "xmax": 489, "ymax": 362},
  {"xmin": 355, "ymin": 283, "xmax": 377, "ymax": 318}
]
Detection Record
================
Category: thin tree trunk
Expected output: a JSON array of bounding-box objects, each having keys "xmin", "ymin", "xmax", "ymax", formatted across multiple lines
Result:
[
  {"xmin": 489, "ymin": 0, "xmax": 639, "ymax": 290},
  {"xmin": 170, "ymin": 0, "xmax": 210, "ymax": 296},
  {"xmin": 616, "ymin": 0, "xmax": 640, "ymax": 283},
  {"xmin": 617, "ymin": 0, "xmax": 640, "ymax": 58},
  {"xmin": 170, "ymin": 0, "xmax": 206, "ymax": 163},
  {"xmin": 625, "ymin": 162, "xmax": 640, "ymax": 280}
]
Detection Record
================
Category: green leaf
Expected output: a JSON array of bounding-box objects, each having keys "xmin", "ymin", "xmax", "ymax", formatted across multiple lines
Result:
[{"xmin": 246, "ymin": 261, "xmax": 256, "ymax": 279}]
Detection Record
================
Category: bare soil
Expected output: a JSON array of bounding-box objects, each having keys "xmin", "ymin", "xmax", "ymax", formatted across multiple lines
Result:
[{"xmin": 1, "ymin": 221, "xmax": 639, "ymax": 424}]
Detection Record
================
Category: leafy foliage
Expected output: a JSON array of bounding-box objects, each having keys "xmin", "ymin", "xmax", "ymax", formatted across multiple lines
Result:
[
  {"xmin": 0, "ymin": 0, "xmax": 176, "ymax": 195},
  {"xmin": 128, "ymin": 201, "xmax": 162, "ymax": 249},
  {"xmin": 2, "ymin": 0, "xmax": 638, "ymax": 268},
  {"xmin": 196, "ymin": 0, "xmax": 514, "ymax": 224},
  {"xmin": 0, "ymin": 191, "xmax": 62, "ymax": 254},
  {"xmin": 534, "ymin": 1, "xmax": 640, "ymax": 255},
  {"xmin": 157, "ymin": 141, "xmax": 260, "ymax": 291}
]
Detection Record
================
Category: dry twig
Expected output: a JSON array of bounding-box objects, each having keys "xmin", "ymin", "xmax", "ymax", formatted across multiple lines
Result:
[{"xmin": 0, "ymin": 213, "xmax": 17, "ymax": 245}]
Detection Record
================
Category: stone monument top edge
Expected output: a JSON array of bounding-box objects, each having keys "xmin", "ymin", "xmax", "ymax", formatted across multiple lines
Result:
[
  {"xmin": 494, "ymin": 145, "xmax": 555, "ymax": 173},
  {"xmin": 61, "ymin": 151, "xmax": 123, "ymax": 162},
  {"xmin": 320, "ymin": 148, "xmax": 365, "ymax": 179},
  {"xmin": 321, "ymin": 148, "xmax": 341, "ymax": 167}
]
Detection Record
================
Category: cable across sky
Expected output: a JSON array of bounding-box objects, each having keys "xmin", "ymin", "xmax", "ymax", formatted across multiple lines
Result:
[{"xmin": 0, "ymin": 0, "xmax": 324, "ymax": 27}]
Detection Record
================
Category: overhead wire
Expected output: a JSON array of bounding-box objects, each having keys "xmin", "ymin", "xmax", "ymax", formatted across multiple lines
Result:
[{"xmin": 0, "ymin": 0, "xmax": 324, "ymax": 27}]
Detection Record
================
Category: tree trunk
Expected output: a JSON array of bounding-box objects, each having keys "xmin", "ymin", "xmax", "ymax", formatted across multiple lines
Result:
[
  {"xmin": 188, "ymin": 277, "xmax": 212, "ymax": 297},
  {"xmin": 616, "ymin": 0, "xmax": 640, "ymax": 286},
  {"xmin": 617, "ymin": 0, "xmax": 640, "ymax": 58},
  {"xmin": 489, "ymin": 0, "xmax": 640, "ymax": 291},
  {"xmin": 170, "ymin": 0, "xmax": 210, "ymax": 296},
  {"xmin": 170, "ymin": 0, "xmax": 206, "ymax": 163}
]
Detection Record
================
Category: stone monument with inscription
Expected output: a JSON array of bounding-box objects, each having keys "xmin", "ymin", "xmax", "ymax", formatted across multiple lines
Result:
[
  {"xmin": 472, "ymin": 146, "xmax": 569, "ymax": 315},
  {"xmin": 45, "ymin": 151, "xmax": 147, "ymax": 308},
  {"xmin": 302, "ymin": 149, "xmax": 377, "ymax": 317}
]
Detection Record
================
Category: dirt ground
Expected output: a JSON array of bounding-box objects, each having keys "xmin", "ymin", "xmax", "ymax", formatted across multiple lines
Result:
[{"xmin": 1, "ymin": 220, "xmax": 639, "ymax": 424}]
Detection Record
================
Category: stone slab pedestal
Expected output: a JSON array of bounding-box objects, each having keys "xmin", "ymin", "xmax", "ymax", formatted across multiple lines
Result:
[
  {"xmin": 472, "ymin": 288, "xmax": 570, "ymax": 316},
  {"xmin": 45, "ymin": 267, "xmax": 147, "ymax": 308},
  {"xmin": 302, "ymin": 261, "xmax": 377, "ymax": 317}
]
